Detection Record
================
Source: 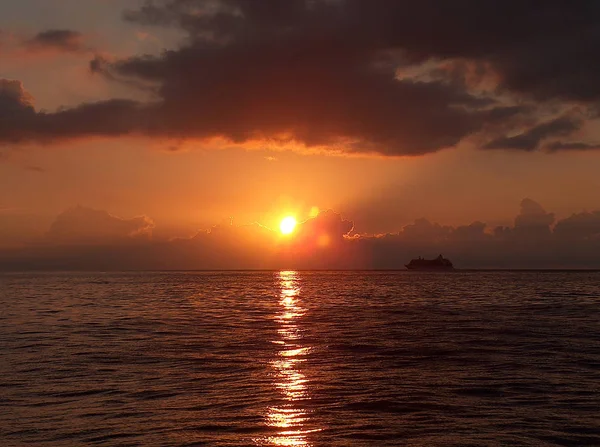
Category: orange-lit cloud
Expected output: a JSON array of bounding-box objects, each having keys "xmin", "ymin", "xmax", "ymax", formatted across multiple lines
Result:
[
  {"xmin": 2, "ymin": 1, "xmax": 600, "ymax": 154},
  {"xmin": 3, "ymin": 200, "xmax": 600, "ymax": 270}
]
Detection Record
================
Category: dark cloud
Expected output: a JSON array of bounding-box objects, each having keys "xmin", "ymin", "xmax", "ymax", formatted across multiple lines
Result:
[
  {"xmin": 119, "ymin": 0, "xmax": 600, "ymax": 103},
  {"xmin": 25, "ymin": 29, "xmax": 85, "ymax": 53},
  {"xmin": 3, "ymin": 1, "xmax": 600, "ymax": 153},
  {"xmin": 4, "ymin": 199, "xmax": 600, "ymax": 270},
  {"xmin": 0, "ymin": 79, "xmax": 35, "ymax": 114},
  {"xmin": 484, "ymin": 117, "xmax": 581, "ymax": 151},
  {"xmin": 554, "ymin": 211, "xmax": 600, "ymax": 240},
  {"xmin": 450, "ymin": 221, "xmax": 489, "ymax": 242},
  {"xmin": 394, "ymin": 218, "xmax": 452, "ymax": 243},
  {"xmin": 0, "ymin": 78, "xmax": 145, "ymax": 144},
  {"xmin": 91, "ymin": 39, "xmax": 491, "ymax": 155},
  {"xmin": 545, "ymin": 141, "xmax": 600, "ymax": 151}
]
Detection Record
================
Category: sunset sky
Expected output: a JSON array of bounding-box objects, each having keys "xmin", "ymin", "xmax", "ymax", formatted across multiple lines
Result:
[{"xmin": 2, "ymin": 0, "xmax": 600, "ymax": 268}]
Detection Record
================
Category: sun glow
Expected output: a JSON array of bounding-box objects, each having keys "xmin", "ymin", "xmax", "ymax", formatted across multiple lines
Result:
[{"xmin": 280, "ymin": 216, "xmax": 297, "ymax": 235}]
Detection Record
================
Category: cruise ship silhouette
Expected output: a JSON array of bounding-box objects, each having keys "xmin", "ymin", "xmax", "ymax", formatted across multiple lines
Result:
[{"xmin": 405, "ymin": 254, "xmax": 454, "ymax": 271}]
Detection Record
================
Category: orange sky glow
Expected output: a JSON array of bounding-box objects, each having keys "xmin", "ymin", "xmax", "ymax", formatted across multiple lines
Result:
[{"xmin": 2, "ymin": 1, "xmax": 600, "ymax": 269}]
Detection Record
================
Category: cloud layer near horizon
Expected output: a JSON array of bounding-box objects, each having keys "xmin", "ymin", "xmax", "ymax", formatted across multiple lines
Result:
[
  {"xmin": 3, "ymin": 199, "xmax": 600, "ymax": 270},
  {"xmin": 2, "ymin": 0, "xmax": 600, "ymax": 155}
]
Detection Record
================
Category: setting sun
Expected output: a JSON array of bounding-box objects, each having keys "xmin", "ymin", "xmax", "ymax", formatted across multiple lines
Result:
[{"xmin": 280, "ymin": 216, "xmax": 297, "ymax": 235}]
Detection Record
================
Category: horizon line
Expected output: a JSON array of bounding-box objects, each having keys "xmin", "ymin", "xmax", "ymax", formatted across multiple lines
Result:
[{"xmin": 2, "ymin": 268, "xmax": 600, "ymax": 273}]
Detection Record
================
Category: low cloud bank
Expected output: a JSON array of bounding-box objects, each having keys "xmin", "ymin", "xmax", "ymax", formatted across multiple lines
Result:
[
  {"xmin": 1, "ymin": 200, "xmax": 600, "ymax": 270},
  {"xmin": 46, "ymin": 206, "xmax": 154, "ymax": 245}
]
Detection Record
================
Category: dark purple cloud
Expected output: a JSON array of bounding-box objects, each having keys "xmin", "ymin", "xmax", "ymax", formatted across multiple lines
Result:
[
  {"xmin": 118, "ymin": 0, "xmax": 600, "ymax": 104},
  {"xmin": 0, "ymin": 78, "xmax": 146, "ymax": 143},
  {"xmin": 3, "ymin": 1, "xmax": 600, "ymax": 154}
]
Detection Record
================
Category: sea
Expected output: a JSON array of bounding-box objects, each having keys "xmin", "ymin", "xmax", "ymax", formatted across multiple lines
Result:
[{"xmin": 1, "ymin": 271, "xmax": 599, "ymax": 446}]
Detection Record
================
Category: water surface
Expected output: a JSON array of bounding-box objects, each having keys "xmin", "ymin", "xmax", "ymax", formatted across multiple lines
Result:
[{"xmin": 1, "ymin": 271, "xmax": 599, "ymax": 446}]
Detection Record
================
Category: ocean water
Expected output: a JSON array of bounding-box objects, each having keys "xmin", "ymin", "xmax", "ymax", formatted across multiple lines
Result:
[{"xmin": 1, "ymin": 271, "xmax": 599, "ymax": 447}]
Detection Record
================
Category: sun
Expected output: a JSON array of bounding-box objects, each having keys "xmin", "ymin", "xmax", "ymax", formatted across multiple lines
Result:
[{"xmin": 280, "ymin": 216, "xmax": 297, "ymax": 235}]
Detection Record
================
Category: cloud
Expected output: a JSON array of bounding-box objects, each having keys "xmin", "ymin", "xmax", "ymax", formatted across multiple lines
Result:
[
  {"xmin": 0, "ymin": 78, "xmax": 145, "ymax": 144},
  {"xmin": 295, "ymin": 209, "xmax": 354, "ymax": 242},
  {"xmin": 484, "ymin": 116, "xmax": 582, "ymax": 151},
  {"xmin": 91, "ymin": 46, "xmax": 493, "ymax": 156},
  {"xmin": 515, "ymin": 198, "xmax": 555, "ymax": 227},
  {"xmin": 2, "ymin": 1, "xmax": 600, "ymax": 154},
  {"xmin": 24, "ymin": 29, "xmax": 85, "ymax": 53},
  {"xmin": 511, "ymin": 198, "xmax": 555, "ymax": 239},
  {"xmin": 554, "ymin": 211, "xmax": 600, "ymax": 240},
  {"xmin": 0, "ymin": 79, "xmax": 35, "ymax": 113},
  {"xmin": 450, "ymin": 221, "xmax": 489, "ymax": 242},
  {"xmin": 45, "ymin": 205, "xmax": 154, "ymax": 245},
  {"xmin": 545, "ymin": 141, "xmax": 600, "ymax": 151},
  {"xmin": 5, "ymin": 199, "xmax": 600, "ymax": 270},
  {"xmin": 395, "ymin": 218, "xmax": 452, "ymax": 243}
]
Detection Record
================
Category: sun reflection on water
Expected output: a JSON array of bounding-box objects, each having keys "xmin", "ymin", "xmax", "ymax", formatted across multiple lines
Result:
[{"xmin": 258, "ymin": 271, "xmax": 320, "ymax": 446}]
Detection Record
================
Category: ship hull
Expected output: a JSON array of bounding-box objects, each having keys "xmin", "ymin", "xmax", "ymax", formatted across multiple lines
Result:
[
  {"xmin": 405, "ymin": 254, "xmax": 455, "ymax": 270},
  {"xmin": 405, "ymin": 265, "xmax": 455, "ymax": 271}
]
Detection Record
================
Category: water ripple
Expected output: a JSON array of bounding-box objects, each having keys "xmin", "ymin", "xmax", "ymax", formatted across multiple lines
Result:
[{"xmin": 0, "ymin": 271, "xmax": 599, "ymax": 446}]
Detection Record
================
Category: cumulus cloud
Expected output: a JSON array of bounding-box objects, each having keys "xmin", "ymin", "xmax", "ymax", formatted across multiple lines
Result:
[
  {"xmin": 190, "ymin": 208, "xmax": 354, "ymax": 253},
  {"xmin": 45, "ymin": 205, "xmax": 154, "ymax": 245},
  {"xmin": 4, "ymin": 199, "xmax": 600, "ymax": 270},
  {"xmin": 450, "ymin": 221, "xmax": 489, "ymax": 242},
  {"xmin": 294, "ymin": 209, "xmax": 354, "ymax": 243},
  {"xmin": 24, "ymin": 29, "xmax": 85, "ymax": 53},
  {"xmin": 513, "ymin": 198, "xmax": 555, "ymax": 236},
  {"xmin": 395, "ymin": 218, "xmax": 452, "ymax": 242},
  {"xmin": 554, "ymin": 211, "xmax": 600, "ymax": 240},
  {"xmin": 0, "ymin": 79, "xmax": 35, "ymax": 114},
  {"xmin": 2, "ymin": 1, "xmax": 600, "ymax": 154}
]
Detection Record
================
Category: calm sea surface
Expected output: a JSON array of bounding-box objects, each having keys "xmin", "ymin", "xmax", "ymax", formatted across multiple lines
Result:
[{"xmin": 1, "ymin": 271, "xmax": 599, "ymax": 446}]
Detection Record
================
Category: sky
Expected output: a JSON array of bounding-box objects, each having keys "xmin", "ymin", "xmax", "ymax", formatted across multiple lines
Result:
[{"xmin": 2, "ymin": 0, "xmax": 600, "ymax": 268}]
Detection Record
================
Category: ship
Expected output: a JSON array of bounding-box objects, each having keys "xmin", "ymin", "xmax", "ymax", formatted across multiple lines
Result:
[{"xmin": 405, "ymin": 254, "xmax": 454, "ymax": 271}]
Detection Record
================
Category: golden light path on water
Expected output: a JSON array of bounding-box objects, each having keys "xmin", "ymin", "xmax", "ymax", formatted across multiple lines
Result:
[{"xmin": 259, "ymin": 271, "xmax": 321, "ymax": 446}]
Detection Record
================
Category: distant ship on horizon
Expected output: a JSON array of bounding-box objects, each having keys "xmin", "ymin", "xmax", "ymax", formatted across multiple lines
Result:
[{"xmin": 405, "ymin": 254, "xmax": 455, "ymax": 271}]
